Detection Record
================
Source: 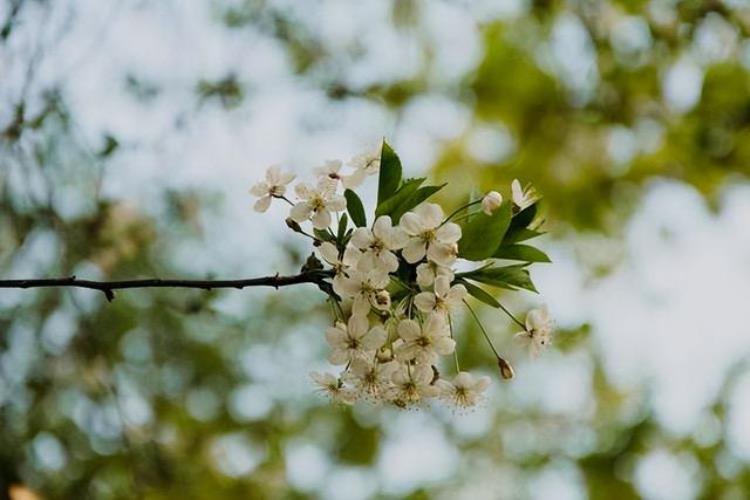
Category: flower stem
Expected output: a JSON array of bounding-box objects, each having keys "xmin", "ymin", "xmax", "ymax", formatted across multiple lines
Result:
[
  {"xmin": 440, "ymin": 199, "xmax": 482, "ymax": 227},
  {"xmin": 278, "ymin": 195, "xmax": 295, "ymax": 206},
  {"xmin": 447, "ymin": 315, "xmax": 461, "ymax": 373},
  {"xmin": 463, "ymin": 300, "xmax": 501, "ymax": 359},
  {"xmin": 496, "ymin": 301, "xmax": 526, "ymax": 330}
]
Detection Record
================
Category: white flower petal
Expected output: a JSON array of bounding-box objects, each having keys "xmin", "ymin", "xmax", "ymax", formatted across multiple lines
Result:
[
  {"xmin": 399, "ymin": 213, "xmax": 424, "ymax": 235},
  {"xmin": 253, "ymin": 195, "xmax": 272, "ymax": 213},
  {"xmin": 249, "ymin": 182, "xmax": 269, "ymax": 197},
  {"xmin": 352, "ymin": 294, "xmax": 371, "ymax": 317},
  {"xmin": 414, "ymin": 292, "xmax": 437, "ymax": 313},
  {"xmin": 427, "ymin": 242, "xmax": 457, "ymax": 266},
  {"xmin": 347, "ymin": 314, "xmax": 369, "ymax": 338},
  {"xmin": 349, "ymin": 228, "xmax": 372, "ymax": 249},
  {"xmin": 311, "ymin": 209, "xmax": 332, "ymax": 229},
  {"xmin": 290, "ymin": 202, "xmax": 312, "ymax": 223},
  {"xmin": 319, "ymin": 242, "xmax": 340, "ymax": 266},
  {"xmin": 397, "ymin": 319, "xmax": 421, "ymax": 341},
  {"xmin": 362, "ymin": 326, "xmax": 387, "ymax": 350},
  {"xmin": 415, "ymin": 203, "xmax": 444, "ymax": 228},
  {"xmin": 402, "ymin": 240, "xmax": 426, "ymax": 263},
  {"xmin": 436, "ymin": 223, "xmax": 461, "ymax": 244}
]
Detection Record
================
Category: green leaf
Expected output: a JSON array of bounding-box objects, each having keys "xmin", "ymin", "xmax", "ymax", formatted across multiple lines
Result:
[
  {"xmin": 344, "ymin": 189, "xmax": 367, "ymax": 227},
  {"xmin": 502, "ymin": 228, "xmax": 543, "ymax": 245},
  {"xmin": 375, "ymin": 178, "xmax": 425, "ymax": 217},
  {"xmin": 390, "ymin": 183, "xmax": 447, "ymax": 223},
  {"xmin": 313, "ymin": 228, "xmax": 335, "ymax": 242},
  {"xmin": 377, "ymin": 140, "xmax": 402, "ymax": 205},
  {"xmin": 459, "ymin": 280, "xmax": 501, "ymax": 308},
  {"xmin": 493, "ymin": 244, "xmax": 551, "ymax": 263},
  {"xmin": 511, "ymin": 204, "xmax": 537, "ymax": 230},
  {"xmin": 459, "ymin": 264, "xmax": 538, "ymax": 293},
  {"xmin": 457, "ymin": 201, "xmax": 512, "ymax": 261},
  {"xmin": 337, "ymin": 213, "xmax": 349, "ymax": 241}
]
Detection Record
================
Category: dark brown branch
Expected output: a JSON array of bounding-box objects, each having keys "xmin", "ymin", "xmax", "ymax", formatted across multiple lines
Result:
[{"xmin": 0, "ymin": 271, "xmax": 335, "ymax": 302}]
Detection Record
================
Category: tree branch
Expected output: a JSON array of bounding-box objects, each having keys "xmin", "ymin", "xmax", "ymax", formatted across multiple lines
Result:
[{"xmin": 0, "ymin": 270, "xmax": 335, "ymax": 302}]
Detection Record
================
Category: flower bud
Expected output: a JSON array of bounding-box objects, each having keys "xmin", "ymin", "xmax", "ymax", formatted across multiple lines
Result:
[
  {"xmin": 285, "ymin": 217, "xmax": 303, "ymax": 233},
  {"xmin": 373, "ymin": 290, "xmax": 391, "ymax": 310},
  {"xmin": 481, "ymin": 191, "xmax": 503, "ymax": 215},
  {"xmin": 497, "ymin": 356, "xmax": 515, "ymax": 380}
]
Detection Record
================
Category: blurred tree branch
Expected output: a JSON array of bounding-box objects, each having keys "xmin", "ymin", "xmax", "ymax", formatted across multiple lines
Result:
[{"xmin": 0, "ymin": 270, "xmax": 335, "ymax": 302}]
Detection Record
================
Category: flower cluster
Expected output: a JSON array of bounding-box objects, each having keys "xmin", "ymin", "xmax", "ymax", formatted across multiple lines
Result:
[{"xmin": 251, "ymin": 141, "xmax": 553, "ymax": 409}]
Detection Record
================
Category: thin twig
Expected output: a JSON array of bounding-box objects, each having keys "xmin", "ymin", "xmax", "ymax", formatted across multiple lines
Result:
[{"xmin": 0, "ymin": 270, "xmax": 334, "ymax": 302}]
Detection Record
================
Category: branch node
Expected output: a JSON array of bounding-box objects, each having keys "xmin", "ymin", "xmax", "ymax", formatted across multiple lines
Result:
[{"xmin": 103, "ymin": 289, "xmax": 115, "ymax": 302}]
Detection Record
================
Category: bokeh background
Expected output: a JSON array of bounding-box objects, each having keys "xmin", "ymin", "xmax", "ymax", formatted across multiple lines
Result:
[{"xmin": 2, "ymin": 0, "xmax": 750, "ymax": 499}]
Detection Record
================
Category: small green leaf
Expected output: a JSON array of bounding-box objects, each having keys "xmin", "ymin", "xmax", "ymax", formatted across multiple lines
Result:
[
  {"xmin": 459, "ymin": 280, "xmax": 501, "ymax": 308},
  {"xmin": 493, "ymin": 244, "xmax": 551, "ymax": 263},
  {"xmin": 511, "ymin": 204, "xmax": 537, "ymax": 230},
  {"xmin": 344, "ymin": 189, "xmax": 367, "ymax": 227},
  {"xmin": 313, "ymin": 228, "xmax": 335, "ymax": 242},
  {"xmin": 458, "ymin": 201, "xmax": 512, "ymax": 261},
  {"xmin": 375, "ymin": 178, "xmax": 425, "ymax": 217},
  {"xmin": 502, "ymin": 228, "xmax": 543, "ymax": 245},
  {"xmin": 459, "ymin": 264, "xmax": 537, "ymax": 293},
  {"xmin": 337, "ymin": 213, "xmax": 349, "ymax": 241},
  {"xmin": 390, "ymin": 183, "xmax": 447, "ymax": 223},
  {"xmin": 377, "ymin": 140, "xmax": 402, "ymax": 205}
]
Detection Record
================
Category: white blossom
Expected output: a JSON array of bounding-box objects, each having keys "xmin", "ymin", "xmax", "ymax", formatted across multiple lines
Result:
[
  {"xmin": 384, "ymin": 363, "xmax": 438, "ymax": 406},
  {"xmin": 349, "ymin": 216, "xmax": 408, "ymax": 273},
  {"xmin": 333, "ymin": 269, "xmax": 391, "ymax": 316},
  {"xmin": 481, "ymin": 191, "xmax": 503, "ymax": 215},
  {"xmin": 310, "ymin": 372, "xmax": 356, "ymax": 404},
  {"xmin": 400, "ymin": 203, "xmax": 461, "ymax": 266},
  {"xmin": 318, "ymin": 241, "xmax": 360, "ymax": 276},
  {"xmin": 314, "ymin": 159, "xmax": 363, "ymax": 189},
  {"xmin": 345, "ymin": 147, "xmax": 381, "ymax": 188},
  {"xmin": 416, "ymin": 261, "xmax": 454, "ymax": 289},
  {"xmin": 289, "ymin": 179, "xmax": 347, "ymax": 229},
  {"xmin": 413, "ymin": 276, "xmax": 467, "ymax": 317},
  {"xmin": 249, "ymin": 165, "xmax": 296, "ymax": 212},
  {"xmin": 436, "ymin": 372, "xmax": 491, "ymax": 409},
  {"xmin": 394, "ymin": 315, "xmax": 455, "ymax": 364},
  {"xmin": 325, "ymin": 315, "xmax": 387, "ymax": 365},
  {"xmin": 511, "ymin": 179, "xmax": 539, "ymax": 210},
  {"xmin": 514, "ymin": 305, "xmax": 554, "ymax": 358},
  {"xmin": 343, "ymin": 358, "xmax": 397, "ymax": 401}
]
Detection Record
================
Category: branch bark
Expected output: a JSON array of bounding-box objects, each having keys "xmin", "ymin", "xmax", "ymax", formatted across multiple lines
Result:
[{"xmin": 0, "ymin": 271, "xmax": 335, "ymax": 302}]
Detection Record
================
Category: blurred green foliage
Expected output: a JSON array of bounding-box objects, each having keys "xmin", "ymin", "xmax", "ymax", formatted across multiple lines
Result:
[{"xmin": 1, "ymin": 0, "xmax": 749, "ymax": 499}]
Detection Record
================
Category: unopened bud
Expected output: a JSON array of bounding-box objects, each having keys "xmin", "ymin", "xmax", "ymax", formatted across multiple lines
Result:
[
  {"xmin": 285, "ymin": 218, "xmax": 303, "ymax": 233},
  {"xmin": 497, "ymin": 356, "xmax": 515, "ymax": 380},
  {"xmin": 481, "ymin": 191, "xmax": 503, "ymax": 215},
  {"xmin": 376, "ymin": 347, "xmax": 393, "ymax": 363},
  {"xmin": 374, "ymin": 290, "xmax": 391, "ymax": 309}
]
